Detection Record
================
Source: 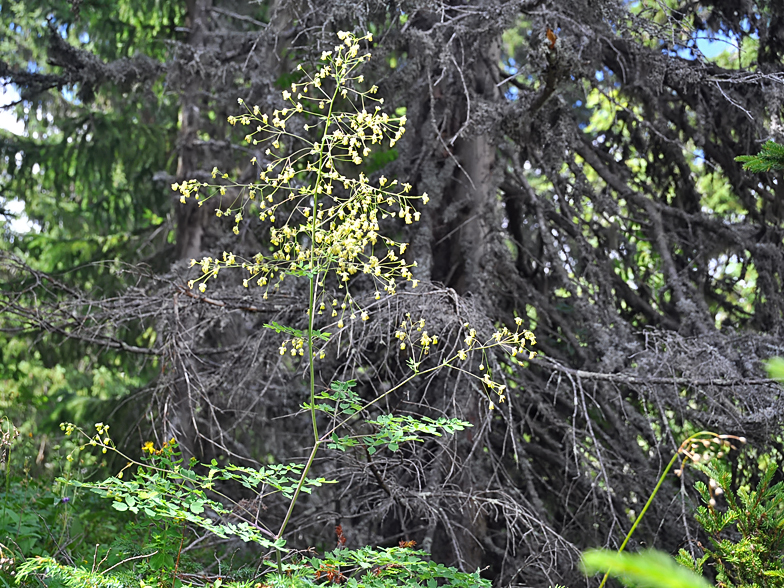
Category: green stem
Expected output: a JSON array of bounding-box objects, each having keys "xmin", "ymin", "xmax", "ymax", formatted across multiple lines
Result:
[
  {"xmin": 597, "ymin": 431, "xmax": 718, "ymax": 588},
  {"xmin": 308, "ymin": 275, "xmax": 319, "ymax": 444},
  {"xmin": 273, "ymin": 352, "xmax": 490, "ymax": 560},
  {"xmin": 274, "ymin": 77, "xmax": 341, "ymax": 572},
  {"xmin": 276, "ymin": 440, "xmax": 321, "ymax": 540}
]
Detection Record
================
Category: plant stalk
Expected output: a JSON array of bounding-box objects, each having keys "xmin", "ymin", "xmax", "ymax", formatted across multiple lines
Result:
[
  {"xmin": 273, "ymin": 79, "xmax": 340, "ymax": 571},
  {"xmin": 597, "ymin": 431, "xmax": 718, "ymax": 588}
]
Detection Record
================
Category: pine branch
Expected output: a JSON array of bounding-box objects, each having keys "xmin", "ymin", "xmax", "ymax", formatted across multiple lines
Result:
[{"xmin": 735, "ymin": 140, "xmax": 784, "ymax": 173}]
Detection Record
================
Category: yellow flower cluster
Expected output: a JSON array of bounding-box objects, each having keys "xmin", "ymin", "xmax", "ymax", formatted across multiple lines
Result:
[
  {"xmin": 280, "ymin": 336, "xmax": 306, "ymax": 357},
  {"xmin": 60, "ymin": 422, "xmax": 114, "ymax": 457},
  {"xmin": 393, "ymin": 315, "xmax": 536, "ymax": 409},
  {"xmin": 394, "ymin": 314, "xmax": 438, "ymax": 353},
  {"xmin": 172, "ymin": 31, "xmax": 428, "ymax": 316},
  {"xmin": 142, "ymin": 438, "xmax": 178, "ymax": 456},
  {"xmin": 393, "ymin": 314, "xmax": 440, "ymax": 374},
  {"xmin": 460, "ymin": 317, "xmax": 536, "ymax": 409}
]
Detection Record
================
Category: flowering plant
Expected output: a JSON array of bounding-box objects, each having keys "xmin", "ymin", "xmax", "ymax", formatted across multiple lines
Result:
[
  {"xmin": 173, "ymin": 31, "xmax": 424, "ymax": 310},
  {"xmin": 50, "ymin": 31, "xmax": 535, "ymax": 586}
]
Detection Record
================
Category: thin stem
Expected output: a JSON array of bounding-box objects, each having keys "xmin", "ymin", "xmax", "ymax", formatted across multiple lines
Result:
[
  {"xmin": 308, "ymin": 275, "xmax": 319, "ymax": 444},
  {"xmin": 597, "ymin": 431, "xmax": 719, "ymax": 588},
  {"xmin": 172, "ymin": 526, "xmax": 185, "ymax": 588},
  {"xmin": 274, "ymin": 77, "xmax": 341, "ymax": 571},
  {"xmin": 276, "ymin": 440, "xmax": 321, "ymax": 539},
  {"xmin": 102, "ymin": 550, "xmax": 159, "ymax": 574},
  {"xmin": 304, "ymin": 75, "xmax": 339, "ymax": 445},
  {"xmin": 322, "ymin": 348, "xmax": 503, "ymax": 440}
]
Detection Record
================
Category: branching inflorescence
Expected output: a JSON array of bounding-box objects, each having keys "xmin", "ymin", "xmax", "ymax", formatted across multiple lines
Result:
[{"xmin": 173, "ymin": 31, "xmax": 424, "ymax": 318}]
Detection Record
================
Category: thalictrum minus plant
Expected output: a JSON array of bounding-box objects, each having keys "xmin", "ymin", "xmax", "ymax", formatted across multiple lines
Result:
[{"xmin": 59, "ymin": 31, "xmax": 536, "ymax": 582}]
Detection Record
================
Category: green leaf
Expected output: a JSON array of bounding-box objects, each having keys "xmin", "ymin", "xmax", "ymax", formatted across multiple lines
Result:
[
  {"xmin": 263, "ymin": 321, "xmax": 331, "ymax": 341},
  {"xmin": 766, "ymin": 357, "xmax": 784, "ymax": 382},
  {"xmin": 149, "ymin": 551, "xmax": 173, "ymax": 571},
  {"xmin": 581, "ymin": 549, "xmax": 713, "ymax": 588},
  {"xmin": 189, "ymin": 500, "xmax": 205, "ymax": 514},
  {"xmin": 112, "ymin": 501, "xmax": 129, "ymax": 512},
  {"xmin": 331, "ymin": 379, "xmax": 357, "ymax": 392}
]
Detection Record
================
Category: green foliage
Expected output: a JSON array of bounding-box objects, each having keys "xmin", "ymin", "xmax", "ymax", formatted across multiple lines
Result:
[
  {"xmin": 4, "ymin": 30, "xmax": 532, "ymax": 588},
  {"xmin": 264, "ymin": 321, "xmax": 331, "ymax": 342},
  {"xmin": 735, "ymin": 141, "xmax": 784, "ymax": 174},
  {"xmin": 61, "ymin": 426, "xmax": 298, "ymax": 550},
  {"xmin": 676, "ymin": 461, "xmax": 784, "ymax": 588},
  {"xmin": 15, "ymin": 425, "xmax": 489, "ymax": 588},
  {"xmin": 582, "ymin": 549, "xmax": 712, "ymax": 588},
  {"xmin": 327, "ymin": 414, "xmax": 469, "ymax": 454},
  {"xmin": 0, "ymin": 0, "xmax": 177, "ymax": 468},
  {"xmin": 586, "ymin": 431, "xmax": 748, "ymax": 588},
  {"xmin": 277, "ymin": 545, "xmax": 491, "ymax": 587},
  {"xmin": 304, "ymin": 379, "xmax": 471, "ymax": 454},
  {"xmin": 1, "ymin": 0, "xmax": 180, "ymax": 273},
  {"xmin": 0, "ymin": 418, "xmax": 130, "ymax": 588},
  {"xmin": 0, "ymin": 339, "xmax": 149, "ymax": 433},
  {"xmin": 1, "ymin": 480, "xmax": 63, "ymax": 560},
  {"xmin": 17, "ymin": 557, "xmax": 127, "ymax": 588},
  {"xmin": 17, "ymin": 543, "xmax": 490, "ymax": 588},
  {"xmin": 766, "ymin": 357, "xmax": 784, "ymax": 382},
  {"xmin": 582, "ymin": 436, "xmax": 784, "ymax": 588}
]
